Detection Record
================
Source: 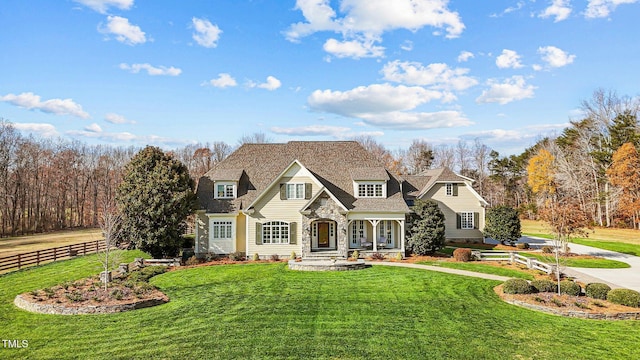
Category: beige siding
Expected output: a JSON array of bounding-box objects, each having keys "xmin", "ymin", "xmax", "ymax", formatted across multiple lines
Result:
[
  {"xmin": 423, "ymin": 183, "xmax": 485, "ymax": 240},
  {"xmin": 195, "ymin": 211, "xmax": 209, "ymax": 254},
  {"xmin": 246, "ymin": 173, "xmax": 316, "ymax": 257},
  {"xmin": 236, "ymin": 212, "xmax": 246, "ymax": 253}
]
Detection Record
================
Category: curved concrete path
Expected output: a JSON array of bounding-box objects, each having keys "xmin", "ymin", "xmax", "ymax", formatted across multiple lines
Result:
[
  {"xmin": 364, "ymin": 261, "xmax": 511, "ymax": 282},
  {"xmin": 486, "ymin": 236, "xmax": 640, "ymax": 292}
]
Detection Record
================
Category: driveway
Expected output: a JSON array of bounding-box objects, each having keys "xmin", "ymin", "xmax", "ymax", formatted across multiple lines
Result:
[{"xmin": 486, "ymin": 236, "xmax": 640, "ymax": 292}]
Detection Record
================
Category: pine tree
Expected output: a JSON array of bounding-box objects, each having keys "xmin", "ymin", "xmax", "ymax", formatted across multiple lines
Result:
[
  {"xmin": 406, "ymin": 199, "xmax": 446, "ymax": 255},
  {"xmin": 483, "ymin": 205, "xmax": 521, "ymax": 246},
  {"xmin": 116, "ymin": 146, "xmax": 197, "ymax": 258}
]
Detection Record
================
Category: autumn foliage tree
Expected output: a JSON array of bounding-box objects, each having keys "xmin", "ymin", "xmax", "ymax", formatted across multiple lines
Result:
[
  {"xmin": 607, "ymin": 142, "xmax": 640, "ymax": 228},
  {"xmin": 527, "ymin": 148, "xmax": 556, "ymax": 207}
]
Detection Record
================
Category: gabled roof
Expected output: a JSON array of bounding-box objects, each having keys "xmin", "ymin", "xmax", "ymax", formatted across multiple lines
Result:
[
  {"xmin": 403, "ymin": 167, "xmax": 488, "ymax": 206},
  {"xmin": 301, "ymin": 187, "xmax": 348, "ymax": 213},
  {"xmin": 196, "ymin": 141, "xmax": 409, "ymax": 214},
  {"xmin": 349, "ymin": 167, "xmax": 389, "ymax": 181}
]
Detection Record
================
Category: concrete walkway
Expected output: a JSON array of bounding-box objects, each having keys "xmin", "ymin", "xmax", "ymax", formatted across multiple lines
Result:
[
  {"xmin": 488, "ymin": 236, "xmax": 640, "ymax": 292},
  {"xmin": 364, "ymin": 261, "xmax": 511, "ymax": 282}
]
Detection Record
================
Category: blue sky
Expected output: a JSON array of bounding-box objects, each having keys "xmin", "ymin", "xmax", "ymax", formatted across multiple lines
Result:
[{"xmin": 1, "ymin": 0, "xmax": 639, "ymax": 155}]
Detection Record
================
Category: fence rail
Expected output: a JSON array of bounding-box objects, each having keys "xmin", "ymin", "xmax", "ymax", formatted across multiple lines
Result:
[
  {"xmin": 0, "ymin": 240, "xmax": 106, "ymax": 273},
  {"xmin": 472, "ymin": 250, "xmax": 555, "ymax": 274}
]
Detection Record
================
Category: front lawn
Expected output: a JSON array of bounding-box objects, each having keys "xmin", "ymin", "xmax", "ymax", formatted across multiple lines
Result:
[
  {"xmin": 523, "ymin": 252, "xmax": 631, "ymax": 269},
  {"xmin": 2, "ymin": 258, "xmax": 640, "ymax": 359}
]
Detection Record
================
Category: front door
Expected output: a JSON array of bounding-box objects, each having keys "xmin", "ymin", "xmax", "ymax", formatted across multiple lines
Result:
[{"xmin": 318, "ymin": 222, "xmax": 329, "ymax": 247}]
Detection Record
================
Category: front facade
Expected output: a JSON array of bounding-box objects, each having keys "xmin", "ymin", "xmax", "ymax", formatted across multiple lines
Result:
[{"xmin": 195, "ymin": 141, "xmax": 486, "ymax": 259}]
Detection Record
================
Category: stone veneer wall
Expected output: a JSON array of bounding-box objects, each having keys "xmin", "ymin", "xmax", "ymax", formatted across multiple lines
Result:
[
  {"xmin": 14, "ymin": 294, "xmax": 168, "ymax": 315},
  {"xmin": 301, "ymin": 195, "xmax": 348, "ymax": 258},
  {"xmin": 505, "ymin": 299, "xmax": 640, "ymax": 320}
]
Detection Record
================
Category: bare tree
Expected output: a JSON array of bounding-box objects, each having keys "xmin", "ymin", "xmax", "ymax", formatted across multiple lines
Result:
[
  {"xmin": 405, "ymin": 139, "xmax": 434, "ymax": 174},
  {"xmin": 97, "ymin": 202, "xmax": 122, "ymax": 290},
  {"xmin": 237, "ymin": 132, "xmax": 272, "ymax": 146},
  {"xmin": 433, "ymin": 144, "xmax": 455, "ymax": 169}
]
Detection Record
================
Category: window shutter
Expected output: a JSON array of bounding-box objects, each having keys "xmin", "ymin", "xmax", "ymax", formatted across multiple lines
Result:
[
  {"xmin": 289, "ymin": 222, "xmax": 297, "ymax": 244},
  {"xmin": 255, "ymin": 223, "xmax": 262, "ymax": 244},
  {"xmin": 456, "ymin": 213, "xmax": 461, "ymax": 229},
  {"xmin": 474, "ymin": 212, "xmax": 480, "ymax": 230},
  {"xmin": 305, "ymin": 183, "xmax": 312, "ymax": 200},
  {"xmin": 452, "ymin": 183, "xmax": 459, "ymax": 196},
  {"xmin": 280, "ymin": 184, "xmax": 287, "ymax": 200}
]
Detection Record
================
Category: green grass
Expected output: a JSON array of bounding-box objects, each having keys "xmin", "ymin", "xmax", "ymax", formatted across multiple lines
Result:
[
  {"xmin": 522, "ymin": 252, "xmax": 630, "ymax": 269},
  {"xmin": 2, "ymin": 259, "xmax": 640, "ymax": 359},
  {"xmin": 571, "ymin": 238, "xmax": 640, "ymax": 257},
  {"xmin": 416, "ymin": 260, "xmax": 534, "ymax": 280}
]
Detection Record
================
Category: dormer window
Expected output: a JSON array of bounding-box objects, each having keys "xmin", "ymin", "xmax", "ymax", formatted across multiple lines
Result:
[
  {"xmin": 215, "ymin": 182, "xmax": 236, "ymax": 199},
  {"xmin": 445, "ymin": 183, "xmax": 458, "ymax": 196},
  {"xmin": 356, "ymin": 182, "xmax": 385, "ymax": 198}
]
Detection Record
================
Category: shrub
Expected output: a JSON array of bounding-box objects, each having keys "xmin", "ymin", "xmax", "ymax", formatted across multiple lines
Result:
[
  {"xmin": 185, "ymin": 255, "xmax": 200, "ymax": 266},
  {"xmin": 531, "ymin": 279, "xmax": 557, "ymax": 293},
  {"xmin": 503, "ymin": 279, "xmax": 534, "ymax": 294},
  {"xmin": 559, "ymin": 280, "xmax": 581, "ymax": 296},
  {"xmin": 289, "ymin": 251, "xmax": 297, "ymax": 260},
  {"xmin": 128, "ymin": 266, "xmax": 166, "ymax": 282},
  {"xmin": 585, "ymin": 283, "xmax": 611, "ymax": 300},
  {"xmin": 607, "ymin": 288, "xmax": 640, "ymax": 307},
  {"xmin": 483, "ymin": 205, "xmax": 521, "ymax": 245},
  {"xmin": 369, "ymin": 252, "xmax": 386, "ymax": 260},
  {"xmin": 541, "ymin": 246, "xmax": 555, "ymax": 254},
  {"xmin": 270, "ymin": 254, "xmax": 280, "ymax": 262},
  {"xmin": 551, "ymin": 297, "xmax": 565, "ymax": 307},
  {"xmin": 395, "ymin": 252, "xmax": 403, "ymax": 261},
  {"xmin": 110, "ymin": 289, "xmax": 124, "ymax": 300},
  {"xmin": 452, "ymin": 248, "xmax": 472, "ymax": 262},
  {"xmin": 228, "ymin": 252, "xmax": 245, "ymax": 261},
  {"xmin": 351, "ymin": 250, "xmax": 359, "ymax": 260},
  {"xmin": 252, "ymin": 253, "xmax": 260, "ymax": 261},
  {"xmin": 516, "ymin": 242, "xmax": 530, "ymax": 250}
]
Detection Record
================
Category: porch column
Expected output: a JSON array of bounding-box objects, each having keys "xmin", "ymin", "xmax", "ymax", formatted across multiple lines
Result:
[
  {"xmin": 370, "ymin": 220, "xmax": 379, "ymax": 252},
  {"xmin": 398, "ymin": 219, "xmax": 405, "ymax": 257}
]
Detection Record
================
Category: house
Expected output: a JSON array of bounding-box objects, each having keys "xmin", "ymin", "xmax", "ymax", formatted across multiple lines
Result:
[{"xmin": 195, "ymin": 141, "xmax": 487, "ymax": 259}]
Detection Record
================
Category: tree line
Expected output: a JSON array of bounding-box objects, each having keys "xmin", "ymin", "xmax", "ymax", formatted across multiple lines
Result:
[{"xmin": 2, "ymin": 87, "xmax": 638, "ymax": 237}]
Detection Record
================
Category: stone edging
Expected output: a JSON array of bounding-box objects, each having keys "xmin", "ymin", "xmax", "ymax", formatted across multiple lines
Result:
[
  {"xmin": 14, "ymin": 294, "xmax": 168, "ymax": 315},
  {"xmin": 504, "ymin": 298, "xmax": 640, "ymax": 320}
]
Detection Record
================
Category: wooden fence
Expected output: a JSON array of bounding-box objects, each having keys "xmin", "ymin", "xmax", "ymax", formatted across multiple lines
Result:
[
  {"xmin": 0, "ymin": 240, "xmax": 106, "ymax": 273},
  {"xmin": 472, "ymin": 251, "xmax": 555, "ymax": 274}
]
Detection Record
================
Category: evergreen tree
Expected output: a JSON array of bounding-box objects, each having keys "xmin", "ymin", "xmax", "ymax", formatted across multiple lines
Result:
[
  {"xmin": 116, "ymin": 146, "xmax": 197, "ymax": 258},
  {"xmin": 406, "ymin": 199, "xmax": 446, "ymax": 255},
  {"xmin": 483, "ymin": 205, "xmax": 521, "ymax": 246}
]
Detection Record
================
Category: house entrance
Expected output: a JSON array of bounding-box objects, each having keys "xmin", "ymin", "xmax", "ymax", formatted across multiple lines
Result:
[
  {"xmin": 318, "ymin": 222, "xmax": 329, "ymax": 247},
  {"xmin": 311, "ymin": 220, "xmax": 336, "ymax": 250}
]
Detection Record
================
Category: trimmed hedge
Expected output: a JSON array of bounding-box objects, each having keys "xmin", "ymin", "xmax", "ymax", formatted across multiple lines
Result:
[
  {"xmin": 559, "ymin": 280, "xmax": 581, "ymax": 296},
  {"xmin": 585, "ymin": 283, "xmax": 611, "ymax": 300},
  {"xmin": 503, "ymin": 279, "xmax": 534, "ymax": 294},
  {"xmin": 607, "ymin": 288, "xmax": 640, "ymax": 307},
  {"xmin": 531, "ymin": 279, "xmax": 557, "ymax": 293},
  {"xmin": 453, "ymin": 248, "xmax": 472, "ymax": 262}
]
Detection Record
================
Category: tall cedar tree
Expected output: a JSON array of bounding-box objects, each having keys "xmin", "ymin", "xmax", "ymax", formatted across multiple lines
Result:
[
  {"xmin": 483, "ymin": 205, "xmax": 521, "ymax": 245},
  {"xmin": 116, "ymin": 146, "xmax": 197, "ymax": 258},
  {"xmin": 407, "ymin": 199, "xmax": 446, "ymax": 255}
]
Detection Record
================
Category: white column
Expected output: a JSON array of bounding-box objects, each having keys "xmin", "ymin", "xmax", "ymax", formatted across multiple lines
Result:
[
  {"xmin": 370, "ymin": 220, "xmax": 379, "ymax": 252},
  {"xmin": 398, "ymin": 219, "xmax": 405, "ymax": 257}
]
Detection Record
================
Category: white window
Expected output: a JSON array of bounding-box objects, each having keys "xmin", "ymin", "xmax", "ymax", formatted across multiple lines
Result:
[
  {"xmin": 350, "ymin": 220, "xmax": 367, "ymax": 245},
  {"xmin": 445, "ymin": 183, "xmax": 454, "ymax": 196},
  {"xmin": 460, "ymin": 212, "xmax": 474, "ymax": 229},
  {"xmin": 263, "ymin": 221, "xmax": 290, "ymax": 244},
  {"xmin": 286, "ymin": 183, "xmax": 305, "ymax": 199},
  {"xmin": 215, "ymin": 182, "xmax": 236, "ymax": 199},
  {"xmin": 211, "ymin": 221, "xmax": 233, "ymax": 239},
  {"xmin": 357, "ymin": 183, "xmax": 384, "ymax": 198},
  {"xmin": 378, "ymin": 220, "xmax": 393, "ymax": 245}
]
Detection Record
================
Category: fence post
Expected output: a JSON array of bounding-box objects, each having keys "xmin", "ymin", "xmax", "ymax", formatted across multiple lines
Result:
[
  {"xmin": 83, "ymin": 242, "xmax": 87, "ymax": 255},
  {"xmin": 17, "ymin": 253, "xmax": 21, "ymax": 269},
  {"xmin": 37, "ymin": 250, "xmax": 40, "ymax": 266},
  {"xmin": 509, "ymin": 252, "xmax": 515, "ymax": 263},
  {"xmin": 53, "ymin": 247, "xmax": 57, "ymax": 262}
]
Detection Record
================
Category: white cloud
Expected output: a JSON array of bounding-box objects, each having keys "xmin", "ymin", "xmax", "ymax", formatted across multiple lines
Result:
[
  {"xmin": 192, "ymin": 17, "xmax": 222, "ymax": 48},
  {"xmin": 205, "ymin": 73, "xmax": 237, "ymax": 88},
  {"xmin": 323, "ymin": 38, "xmax": 384, "ymax": 59},
  {"xmin": 13, "ymin": 123, "xmax": 59, "ymax": 137},
  {"xmin": 381, "ymin": 60, "xmax": 477, "ymax": 92},
  {"xmin": 585, "ymin": 0, "xmax": 638, "ymax": 18},
  {"xmin": 538, "ymin": 45, "xmax": 576, "ymax": 67},
  {"xmin": 73, "ymin": 0, "xmax": 133, "ymax": 14},
  {"xmin": 539, "ymin": 0, "xmax": 572, "ymax": 22},
  {"xmin": 461, "ymin": 123, "xmax": 569, "ymax": 144},
  {"xmin": 119, "ymin": 63, "xmax": 182, "ymax": 76},
  {"xmin": 84, "ymin": 123, "xmax": 102, "ymax": 132},
  {"xmin": 100, "ymin": 16, "xmax": 146, "ymax": 45},
  {"xmin": 285, "ymin": 0, "xmax": 465, "ymax": 58},
  {"xmin": 400, "ymin": 40, "xmax": 413, "ymax": 51},
  {"xmin": 457, "ymin": 51, "xmax": 474, "ymax": 62},
  {"xmin": 490, "ymin": 1, "xmax": 526, "ymax": 17},
  {"xmin": 0, "ymin": 92, "xmax": 90, "ymax": 119},
  {"xmin": 476, "ymin": 76, "xmax": 537, "ymax": 105},
  {"xmin": 248, "ymin": 76, "xmax": 282, "ymax": 91},
  {"xmin": 307, "ymin": 83, "xmax": 471, "ymax": 130},
  {"xmin": 496, "ymin": 49, "xmax": 524, "ymax": 69},
  {"xmin": 105, "ymin": 113, "xmax": 135, "ymax": 124},
  {"xmin": 271, "ymin": 125, "xmax": 351, "ymax": 136}
]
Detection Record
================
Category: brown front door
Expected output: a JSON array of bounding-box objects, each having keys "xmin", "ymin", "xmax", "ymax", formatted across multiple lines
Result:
[{"xmin": 318, "ymin": 223, "xmax": 329, "ymax": 247}]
